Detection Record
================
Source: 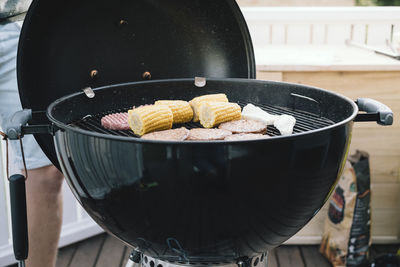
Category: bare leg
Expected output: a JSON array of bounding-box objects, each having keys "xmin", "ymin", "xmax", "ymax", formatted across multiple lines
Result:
[{"xmin": 23, "ymin": 165, "xmax": 64, "ymax": 267}]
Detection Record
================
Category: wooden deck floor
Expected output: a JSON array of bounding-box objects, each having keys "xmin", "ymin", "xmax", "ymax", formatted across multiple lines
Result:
[{"xmin": 7, "ymin": 233, "xmax": 399, "ymax": 267}]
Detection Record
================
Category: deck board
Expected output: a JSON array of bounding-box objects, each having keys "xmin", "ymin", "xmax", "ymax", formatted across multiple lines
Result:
[
  {"xmin": 300, "ymin": 245, "xmax": 331, "ymax": 267},
  {"xmin": 6, "ymin": 233, "xmax": 399, "ymax": 267},
  {"xmin": 370, "ymin": 244, "xmax": 399, "ymax": 264},
  {"xmin": 68, "ymin": 234, "xmax": 105, "ymax": 267},
  {"xmin": 275, "ymin": 245, "xmax": 305, "ymax": 267},
  {"xmin": 56, "ymin": 244, "xmax": 76, "ymax": 267},
  {"xmin": 120, "ymin": 246, "xmax": 131, "ymax": 267},
  {"xmin": 96, "ymin": 235, "xmax": 127, "ymax": 267},
  {"xmin": 267, "ymin": 249, "xmax": 279, "ymax": 267}
]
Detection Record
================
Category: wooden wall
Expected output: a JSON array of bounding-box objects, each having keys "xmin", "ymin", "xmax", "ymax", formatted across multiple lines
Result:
[{"xmin": 258, "ymin": 71, "xmax": 400, "ymax": 244}]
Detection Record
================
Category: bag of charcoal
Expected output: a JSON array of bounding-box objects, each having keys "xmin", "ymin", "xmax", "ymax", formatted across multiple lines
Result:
[{"xmin": 320, "ymin": 150, "xmax": 372, "ymax": 267}]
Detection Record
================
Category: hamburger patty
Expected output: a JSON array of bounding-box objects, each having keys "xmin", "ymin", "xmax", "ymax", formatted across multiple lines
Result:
[
  {"xmin": 218, "ymin": 119, "xmax": 267, "ymax": 134},
  {"xmin": 224, "ymin": 133, "xmax": 269, "ymax": 141},
  {"xmin": 187, "ymin": 128, "xmax": 232, "ymax": 141},
  {"xmin": 101, "ymin": 112, "xmax": 129, "ymax": 130},
  {"xmin": 141, "ymin": 127, "xmax": 190, "ymax": 141}
]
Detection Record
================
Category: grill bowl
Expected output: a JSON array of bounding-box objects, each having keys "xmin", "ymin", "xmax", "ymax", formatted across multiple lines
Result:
[{"xmin": 48, "ymin": 78, "xmax": 357, "ymax": 262}]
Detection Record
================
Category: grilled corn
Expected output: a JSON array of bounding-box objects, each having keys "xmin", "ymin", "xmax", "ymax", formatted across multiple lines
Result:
[
  {"xmin": 154, "ymin": 100, "xmax": 193, "ymax": 124},
  {"xmin": 189, "ymin": 93, "xmax": 228, "ymax": 122},
  {"xmin": 128, "ymin": 105, "xmax": 173, "ymax": 136},
  {"xmin": 199, "ymin": 102, "xmax": 241, "ymax": 128}
]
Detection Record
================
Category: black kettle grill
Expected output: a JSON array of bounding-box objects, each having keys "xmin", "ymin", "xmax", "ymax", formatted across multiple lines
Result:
[{"xmin": 3, "ymin": 1, "xmax": 393, "ymax": 266}]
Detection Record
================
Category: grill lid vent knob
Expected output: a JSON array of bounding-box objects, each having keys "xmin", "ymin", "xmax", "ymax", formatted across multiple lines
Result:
[{"xmin": 194, "ymin": 77, "xmax": 206, "ymax": 87}]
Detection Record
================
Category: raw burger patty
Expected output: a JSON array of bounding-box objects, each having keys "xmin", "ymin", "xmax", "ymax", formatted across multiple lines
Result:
[
  {"xmin": 218, "ymin": 119, "xmax": 267, "ymax": 134},
  {"xmin": 141, "ymin": 127, "xmax": 190, "ymax": 141},
  {"xmin": 101, "ymin": 112, "xmax": 129, "ymax": 130},
  {"xmin": 225, "ymin": 133, "xmax": 269, "ymax": 141},
  {"xmin": 187, "ymin": 128, "xmax": 232, "ymax": 141}
]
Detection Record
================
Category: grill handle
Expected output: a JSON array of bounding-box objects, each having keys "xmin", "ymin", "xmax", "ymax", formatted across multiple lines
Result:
[
  {"xmin": 355, "ymin": 98, "xmax": 393, "ymax": 125},
  {"xmin": 4, "ymin": 109, "xmax": 55, "ymax": 138},
  {"xmin": 9, "ymin": 174, "xmax": 29, "ymax": 262},
  {"xmin": 4, "ymin": 109, "xmax": 32, "ymax": 140}
]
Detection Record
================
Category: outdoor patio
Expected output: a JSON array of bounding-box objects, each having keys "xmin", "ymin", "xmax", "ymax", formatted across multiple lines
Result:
[
  {"xmin": 6, "ymin": 233, "xmax": 399, "ymax": 267},
  {"xmin": 1, "ymin": 3, "xmax": 400, "ymax": 267}
]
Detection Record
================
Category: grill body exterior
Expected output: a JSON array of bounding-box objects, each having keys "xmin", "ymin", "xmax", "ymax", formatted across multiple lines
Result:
[
  {"xmin": 13, "ymin": 1, "xmax": 392, "ymax": 264},
  {"xmin": 54, "ymin": 124, "xmax": 351, "ymax": 261},
  {"xmin": 47, "ymin": 79, "xmax": 358, "ymax": 263}
]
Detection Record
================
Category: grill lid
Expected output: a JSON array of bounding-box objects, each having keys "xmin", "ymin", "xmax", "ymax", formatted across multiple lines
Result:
[{"xmin": 17, "ymin": 0, "xmax": 255, "ymax": 166}]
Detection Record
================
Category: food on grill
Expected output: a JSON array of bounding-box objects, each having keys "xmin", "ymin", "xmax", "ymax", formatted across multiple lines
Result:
[
  {"xmin": 187, "ymin": 128, "xmax": 232, "ymax": 140},
  {"xmin": 141, "ymin": 127, "xmax": 190, "ymax": 141},
  {"xmin": 154, "ymin": 100, "xmax": 193, "ymax": 124},
  {"xmin": 101, "ymin": 99, "xmax": 294, "ymax": 138},
  {"xmin": 224, "ymin": 133, "xmax": 269, "ymax": 141},
  {"xmin": 241, "ymin": 103, "xmax": 296, "ymax": 135},
  {"xmin": 198, "ymin": 102, "xmax": 241, "ymax": 128},
  {"xmin": 241, "ymin": 103, "xmax": 277, "ymax": 125},
  {"xmin": 274, "ymin": 114, "xmax": 296, "ymax": 135},
  {"xmin": 189, "ymin": 93, "xmax": 229, "ymax": 122},
  {"xmin": 101, "ymin": 112, "xmax": 130, "ymax": 130},
  {"xmin": 218, "ymin": 119, "xmax": 267, "ymax": 134},
  {"xmin": 128, "ymin": 105, "xmax": 173, "ymax": 136},
  {"xmin": 132, "ymin": 104, "xmax": 152, "ymax": 110}
]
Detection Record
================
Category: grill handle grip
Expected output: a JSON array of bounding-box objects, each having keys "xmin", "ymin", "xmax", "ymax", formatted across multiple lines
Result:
[
  {"xmin": 355, "ymin": 98, "xmax": 393, "ymax": 125},
  {"xmin": 9, "ymin": 174, "xmax": 29, "ymax": 261},
  {"xmin": 4, "ymin": 109, "xmax": 32, "ymax": 140}
]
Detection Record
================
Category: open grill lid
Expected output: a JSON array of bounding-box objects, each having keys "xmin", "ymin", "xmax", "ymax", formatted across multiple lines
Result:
[{"xmin": 17, "ymin": 0, "xmax": 256, "ymax": 166}]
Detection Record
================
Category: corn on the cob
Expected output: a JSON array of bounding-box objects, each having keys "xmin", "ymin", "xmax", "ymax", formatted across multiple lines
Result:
[
  {"xmin": 154, "ymin": 100, "xmax": 193, "ymax": 124},
  {"xmin": 199, "ymin": 102, "xmax": 241, "ymax": 128},
  {"xmin": 189, "ymin": 93, "xmax": 228, "ymax": 122},
  {"xmin": 128, "ymin": 105, "xmax": 173, "ymax": 136}
]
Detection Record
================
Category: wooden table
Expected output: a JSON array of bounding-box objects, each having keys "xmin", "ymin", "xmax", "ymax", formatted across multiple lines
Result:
[{"xmin": 255, "ymin": 45, "xmax": 400, "ymax": 245}]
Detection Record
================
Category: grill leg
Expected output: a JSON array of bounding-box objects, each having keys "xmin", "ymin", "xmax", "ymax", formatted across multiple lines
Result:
[
  {"xmin": 125, "ymin": 249, "xmax": 142, "ymax": 267},
  {"xmin": 124, "ymin": 252, "xmax": 269, "ymax": 267},
  {"xmin": 263, "ymin": 251, "xmax": 269, "ymax": 267},
  {"xmin": 125, "ymin": 259, "xmax": 139, "ymax": 267},
  {"xmin": 245, "ymin": 252, "xmax": 268, "ymax": 267}
]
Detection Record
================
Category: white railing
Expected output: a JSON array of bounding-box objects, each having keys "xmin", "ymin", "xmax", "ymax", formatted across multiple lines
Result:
[{"xmin": 241, "ymin": 7, "xmax": 400, "ymax": 47}]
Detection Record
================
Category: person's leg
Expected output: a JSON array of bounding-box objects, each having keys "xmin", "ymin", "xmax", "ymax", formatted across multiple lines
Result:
[
  {"xmin": 0, "ymin": 21, "xmax": 64, "ymax": 267},
  {"xmin": 23, "ymin": 165, "xmax": 64, "ymax": 267}
]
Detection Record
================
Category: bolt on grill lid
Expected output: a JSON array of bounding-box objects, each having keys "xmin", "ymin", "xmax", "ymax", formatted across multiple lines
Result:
[{"xmin": 16, "ymin": 0, "xmax": 255, "ymax": 166}]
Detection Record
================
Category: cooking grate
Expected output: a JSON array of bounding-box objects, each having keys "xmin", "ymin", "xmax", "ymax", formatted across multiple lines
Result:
[{"xmin": 70, "ymin": 102, "xmax": 335, "ymax": 138}]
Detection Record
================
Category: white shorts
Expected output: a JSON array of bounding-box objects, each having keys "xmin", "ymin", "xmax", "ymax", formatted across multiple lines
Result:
[{"xmin": 0, "ymin": 21, "xmax": 52, "ymax": 170}]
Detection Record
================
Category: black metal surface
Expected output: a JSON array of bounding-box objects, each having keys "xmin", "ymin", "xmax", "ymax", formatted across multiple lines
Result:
[
  {"xmin": 17, "ymin": 0, "xmax": 255, "ymax": 166},
  {"xmin": 129, "ymin": 250, "xmax": 142, "ymax": 264},
  {"xmin": 354, "ymin": 113, "xmax": 380, "ymax": 122},
  {"xmin": 46, "ymin": 78, "xmax": 358, "ymax": 262},
  {"xmin": 21, "ymin": 124, "xmax": 54, "ymax": 136},
  {"xmin": 70, "ymin": 102, "xmax": 335, "ymax": 138},
  {"xmin": 9, "ymin": 174, "xmax": 29, "ymax": 261}
]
